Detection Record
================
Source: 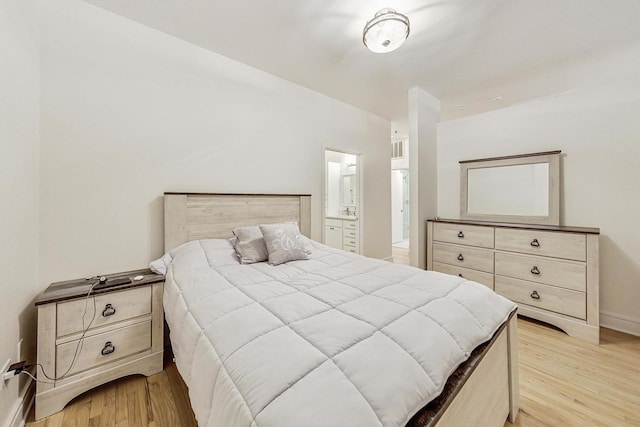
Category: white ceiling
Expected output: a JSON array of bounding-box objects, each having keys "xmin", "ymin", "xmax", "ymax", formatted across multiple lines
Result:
[{"xmin": 82, "ymin": 0, "xmax": 640, "ymax": 123}]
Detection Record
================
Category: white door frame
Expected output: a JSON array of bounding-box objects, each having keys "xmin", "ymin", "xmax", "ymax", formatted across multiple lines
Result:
[{"xmin": 322, "ymin": 148, "xmax": 362, "ymax": 254}]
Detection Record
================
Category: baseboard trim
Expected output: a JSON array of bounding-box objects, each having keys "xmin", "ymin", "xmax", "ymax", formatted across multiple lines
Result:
[
  {"xmin": 3, "ymin": 376, "xmax": 35, "ymax": 427},
  {"xmin": 600, "ymin": 311, "xmax": 640, "ymax": 337}
]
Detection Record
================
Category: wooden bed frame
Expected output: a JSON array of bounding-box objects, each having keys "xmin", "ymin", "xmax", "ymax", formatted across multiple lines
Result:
[{"xmin": 163, "ymin": 192, "xmax": 519, "ymax": 426}]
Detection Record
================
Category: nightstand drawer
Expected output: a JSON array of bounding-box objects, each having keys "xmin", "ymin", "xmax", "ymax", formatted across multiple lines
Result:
[
  {"xmin": 433, "ymin": 222, "xmax": 494, "ymax": 248},
  {"xmin": 56, "ymin": 320, "xmax": 151, "ymax": 377},
  {"xmin": 433, "ymin": 243, "xmax": 494, "ymax": 273},
  {"xmin": 57, "ymin": 286, "xmax": 151, "ymax": 337}
]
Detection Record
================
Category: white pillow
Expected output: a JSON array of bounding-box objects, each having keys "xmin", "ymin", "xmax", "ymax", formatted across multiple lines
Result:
[
  {"xmin": 232, "ymin": 226, "xmax": 269, "ymax": 264},
  {"xmin": 149, "ymin": 252, "xmax": 173, "ymax": 275},
  {"xmin": 259, "ymin": 223, "xmax": 309, "ymax": 265}
]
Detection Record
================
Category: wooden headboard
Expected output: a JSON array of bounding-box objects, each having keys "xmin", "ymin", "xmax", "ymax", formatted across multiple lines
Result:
[{"xmin": 163, "ymin": 193, "xmax": 312, "ymax": 252}]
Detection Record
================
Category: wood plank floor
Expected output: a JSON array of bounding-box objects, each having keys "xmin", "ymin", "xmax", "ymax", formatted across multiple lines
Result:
[
  {"xmin": 26, "ymin": 362, "xmax": 197, "ymax": 427},
  {"xmin": 27, "ymin": 318, "xmax": 640, "ymax": 426},
  {"xmin": 506, "ymin": 318, "xmax": 640, "ymax": 427},
  {"xmin": 392, "ymin": 246, "xmax": 410, "ymax": 265}
]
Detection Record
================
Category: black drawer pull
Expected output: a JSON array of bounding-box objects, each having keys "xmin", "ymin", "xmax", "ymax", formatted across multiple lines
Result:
[
  {"xmin": 530, "ymin": 238, "xmax": 540, "ymax": 247},
  {"xmin": 531, "ymin": 266, "xmax": 541, "ymax": 275},
  {"xmin": 457, "ymin": 254, "xmax": 464, "ymax": 261},
  {"xmin": 457, "ymin": 231, "xmax": 464, "ymax": 238},
  {"xmin": 101, "ymin": 341, "xmax": 115, "ymax": 356},
  {"xmin": 530, "ymin": 291, "xmax": 540, "ymax": 300},
  {"xmin": 102, "ymin": 304, "xmax": 116, "ymax": 317},
  {"xmin": 458, "ymin": 273, "xmax": 464, "ymax": 278}
]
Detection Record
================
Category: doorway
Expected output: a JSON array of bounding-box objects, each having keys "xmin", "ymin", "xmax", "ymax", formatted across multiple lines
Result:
[
  {"xmin": 391, "ymin": 168, "xmax": 409, "ymax": 264},
  {"xmin": 323, "ymin": 149, "xmax": 361, "ymax": 254}
]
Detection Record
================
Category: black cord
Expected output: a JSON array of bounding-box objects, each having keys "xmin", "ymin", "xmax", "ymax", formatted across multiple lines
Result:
[{"xmin": 29, "ymin": 282, "xmax": 100, "ymax": 384}]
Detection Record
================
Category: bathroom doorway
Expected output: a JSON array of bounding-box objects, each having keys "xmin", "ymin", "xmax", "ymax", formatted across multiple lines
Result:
[
  {"xmin": 323, "ymin": 149, "xmax": 361, "ymax": 254},
  {"xmin": 391, "ymin": 169, "xmax": 409, "ymax": 264}
]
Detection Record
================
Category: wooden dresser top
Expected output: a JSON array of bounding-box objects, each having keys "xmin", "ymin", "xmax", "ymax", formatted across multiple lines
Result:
[
  {"xmin": 35, "ymin": 268, "xmax": 164, "ymax": 306},
  {"xmin": 428, "ymin": 218, "xmax": 600, "ymax": 235}
]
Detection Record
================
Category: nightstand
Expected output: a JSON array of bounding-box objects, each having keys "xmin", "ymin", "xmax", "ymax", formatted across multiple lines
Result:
[{"xmin": 34, "ymin": 269, "xmax": 164, "ymax": 420}]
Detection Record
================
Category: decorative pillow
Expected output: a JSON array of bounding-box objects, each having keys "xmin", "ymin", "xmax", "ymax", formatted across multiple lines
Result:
[
  {"xmin": 232, "ymin": 226, "xmax": 268, "ymax": 264},
  {"xmin": 259, "ymin": 223, "xmax": 309, "ymax": 265}
]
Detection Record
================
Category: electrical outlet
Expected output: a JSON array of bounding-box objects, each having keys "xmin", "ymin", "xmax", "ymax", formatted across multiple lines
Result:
[{"xmin": 1, "ymin": 358, "xmax": 10, "ymax": 391}]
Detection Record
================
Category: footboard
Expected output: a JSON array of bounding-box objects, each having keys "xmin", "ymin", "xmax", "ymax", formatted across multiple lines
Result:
[{"xmin": 436, "ymin": 312, "xmax": 519, "ymax": 426}]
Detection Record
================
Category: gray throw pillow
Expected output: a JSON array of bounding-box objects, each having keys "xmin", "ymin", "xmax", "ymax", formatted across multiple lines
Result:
[
  {"xmin": 259, "ymin": 223, "xmax": 309, "ymax": 265},
  {"xmin": 232, "ymin": 226, "xmax": 268, "ymax": 264}
]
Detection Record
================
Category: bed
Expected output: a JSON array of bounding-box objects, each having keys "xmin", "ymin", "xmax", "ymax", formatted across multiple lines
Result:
[{"xmin": 159, "ymin": 192, "xmax": 519, "ymax": 427}]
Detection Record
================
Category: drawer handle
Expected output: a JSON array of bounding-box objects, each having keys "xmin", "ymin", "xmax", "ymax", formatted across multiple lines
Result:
[
  {"xmin": 530, "ymin": 291, "xmax": 541, "ymax": 300},
  {"xmin": 101, "ymin": 341, "xmax": 116, "ymax": 356},
  {"xmin": 102, "ymin": 304, "xmax": 116, "ymax": 317},
  {"xmin": 530, "ymin": 238, "xmax": 540, "ymax": 247},
  {"xmin": 457, "ymin": 254, "xmax": 464, "ymax": 261},
  {"xmin": 531, "ymin": 266, "xmax": 541, "ymax": 275},
  {"xmin": 457, "ymin": 231, "xmax": 464, "ymax": 238},
  {"xmin": 349, "ymin": 240, "xmax": 355, "ymax": 244},
  {"xmin": 458, "ymin": 273, "xmax": 464, "ymax": 278}
]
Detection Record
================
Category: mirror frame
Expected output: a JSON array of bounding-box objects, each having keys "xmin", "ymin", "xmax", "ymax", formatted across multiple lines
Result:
[{"xmin": 460, "ymin": 150, "xmax": 561, "ymax": 225}]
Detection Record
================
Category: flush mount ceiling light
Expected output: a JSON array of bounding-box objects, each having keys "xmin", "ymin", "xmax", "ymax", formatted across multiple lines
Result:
[{"xmin": 363, "ymin": 8, "xmax": 410, "ymax": 53}]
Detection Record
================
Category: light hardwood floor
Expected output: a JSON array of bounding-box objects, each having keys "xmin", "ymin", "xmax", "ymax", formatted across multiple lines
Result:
[
  {"xmin": 26, "ymin": 361, "xmax": 198, "ymax": 427},
  {"xmin": 507, "ymin": 318, "xmax": 640, "ymax": 426},
  {"xmin": 27, "ymin": 318, "xmax": 640, "ymax": 427},
  {"xmin": 392, "ymin": 246, "xmax": 410, "ymax": 265}
]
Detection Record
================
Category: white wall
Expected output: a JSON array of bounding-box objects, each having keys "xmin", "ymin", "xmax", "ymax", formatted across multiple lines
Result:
[
  {"xmin": 38, "ymin": 0, "xmax": 391, "ymax": 286},
  {"xmin": 438, "ymin": 44, "xmax": 640, "ymax": 330},
  {"xmin": 0, "ymin": 0, "xmax": 40, "ymax": 422},
  {"xmin": 408, "ymin": 88, "xmax": 440, "ymax": 268},
  {"xmin": 326, "ymin": 162, "xmax": 341, "ymax": 217}
]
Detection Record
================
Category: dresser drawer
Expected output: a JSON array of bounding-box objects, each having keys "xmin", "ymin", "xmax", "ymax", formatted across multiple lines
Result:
[
  {"xmin": 343, "ymin": 244, "xmax": 357, "ymax": 253},
  {"xmin": 495, "ymin": 228, "xmax": 586, "ymax": 261},
  {"xmin": 495, "ymin": 276, "xmax": 586, "ymax": 319},
  {"xmin": 343, "ymin": 235, "xmax": 358, "ymax": 247},
  {"xmin": 55, "ymin": 320, "xmax": 151, "ymax": 377},
  {"xmin": 495, "ymin": 252, "xmax": 586, "ymax": 292},
  {"xmin": 343, "ymin": 220, "xmax": 358, "ymax": 230},
  {"xmin": 343, "ymin": 228, "xmax": 358, "ymax": 239},
  {"xmin": 57, "ymin": 286, "xmax": 152, "ymax": 337},
  {"xmin": 433, "ymin": 222, "xmax": 494, "ymax": 248},
  {"xmin": 433, "ymin": 262, "xmax": 494, "ymax": 289},
  {"xmin": 432, "ymin": 243, "xmax": 494, "ymax": 273}
]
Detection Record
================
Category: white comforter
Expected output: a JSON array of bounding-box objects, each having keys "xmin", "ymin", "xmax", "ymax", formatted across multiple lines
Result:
[{"xmin": 158, "ymin": 238, "xmax": 516, "ymax": 427}]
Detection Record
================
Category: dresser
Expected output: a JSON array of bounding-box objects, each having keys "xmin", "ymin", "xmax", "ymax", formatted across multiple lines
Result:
[
  {"xmin": 427, "ymin": 219, "xmax": 600, "ymax": 344},
  {"xmin": 34, "ymin": 269, "xmax": 164, "ymax": 419}
]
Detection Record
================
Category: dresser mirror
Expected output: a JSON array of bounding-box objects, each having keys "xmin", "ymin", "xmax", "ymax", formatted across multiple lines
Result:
[{"xmin": 460, "ymin": 150, "xmax": 561, "ymax": 225}]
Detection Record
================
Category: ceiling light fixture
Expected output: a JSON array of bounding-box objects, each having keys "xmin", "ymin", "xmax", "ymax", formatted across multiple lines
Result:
[{"xmin": 363, "ymin": 8, "xmax": 410, "ymax": 53}]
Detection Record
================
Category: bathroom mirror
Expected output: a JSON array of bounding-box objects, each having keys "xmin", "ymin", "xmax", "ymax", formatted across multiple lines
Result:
[
  {"xmin": 342, "ymin": 174, "xmax": 356, "ymax": 206},
  {"xmin": 460, "ymin": 150, "xmax": 561, "ymax": 225}
]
